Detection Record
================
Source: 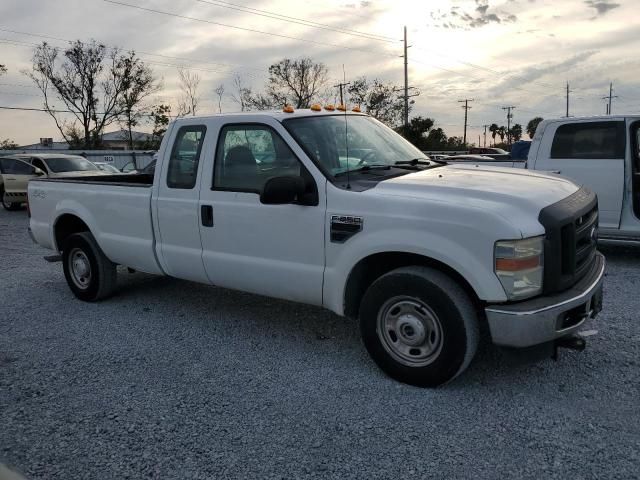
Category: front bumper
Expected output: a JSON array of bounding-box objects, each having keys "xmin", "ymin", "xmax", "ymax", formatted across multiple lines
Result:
[{"xmin": 485, "ymin": 252, "xmax": 605, "ymax": 348}]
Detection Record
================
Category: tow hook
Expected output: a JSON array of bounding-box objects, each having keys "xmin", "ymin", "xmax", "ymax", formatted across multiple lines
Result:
[{"xmin": 552, "ymin": 334, "xmax": 586, "ymax": 360}]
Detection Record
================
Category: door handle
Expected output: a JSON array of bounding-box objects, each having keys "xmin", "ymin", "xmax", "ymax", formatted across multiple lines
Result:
[
  {"xmin": 551, "ymin": 170, "xmax": 561, "ymax": 174},
  {"xmin": 201, "ymin": 205, "xmax": 214, "ymax": 227}
]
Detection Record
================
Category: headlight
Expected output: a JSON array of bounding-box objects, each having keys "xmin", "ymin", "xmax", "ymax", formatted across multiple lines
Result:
[{"xmin": 494, "ymin": 236, "xmax": 544, "ymax": 300}]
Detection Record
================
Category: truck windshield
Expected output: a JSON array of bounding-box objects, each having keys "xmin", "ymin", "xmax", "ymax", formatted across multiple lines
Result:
[
  {"xmin": 43, "ymin": 156, "xmax": 99, "ymax": 173},
  {"xmin": 284, "ymin": 115, "xmax": 430, "ymax": 177}
]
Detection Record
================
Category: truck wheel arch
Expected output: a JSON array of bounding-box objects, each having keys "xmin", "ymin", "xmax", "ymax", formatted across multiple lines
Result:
[
  {"xmin": 54, "ymin": 214, "xmax": 91, "ymax": 252},
  {"xmin": 343, "ymin": 251, "xmax": 480, "ymax": 320}
]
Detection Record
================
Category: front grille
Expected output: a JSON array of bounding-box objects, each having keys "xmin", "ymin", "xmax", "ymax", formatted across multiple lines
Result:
[{"xmin": 539, "ymin": 187, "xmax": 598, "ymax": 294}]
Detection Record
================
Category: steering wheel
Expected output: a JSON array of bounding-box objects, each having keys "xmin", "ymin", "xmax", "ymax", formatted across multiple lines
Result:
[{"xmin": 356, "ymin": 150, "xmax": 377, "ymax": 166}]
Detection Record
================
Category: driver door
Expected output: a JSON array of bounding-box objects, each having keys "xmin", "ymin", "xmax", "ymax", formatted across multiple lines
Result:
[{"xmin": 198, "ymin": 121, "xmax": 327, "ymax": 305}]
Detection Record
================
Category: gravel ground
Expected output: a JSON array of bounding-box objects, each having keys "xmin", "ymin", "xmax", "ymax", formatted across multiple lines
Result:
[{"xmin": 1, "ymin": 207, "xmax": 639, "ymax": 480}]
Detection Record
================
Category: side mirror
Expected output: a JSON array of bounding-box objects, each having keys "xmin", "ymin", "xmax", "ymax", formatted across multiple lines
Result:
[
  {"xmin": 33, "ymin": 167, "xmax": 45, "ymax": 176},
  {"xmin": 260, "ymin": 176, "xmax": 305, "ymax": 205}
]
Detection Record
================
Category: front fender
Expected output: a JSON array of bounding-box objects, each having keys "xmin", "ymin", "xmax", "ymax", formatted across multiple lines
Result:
[{"xmin": 323, "ymin": 227, "xmax": 508, "ymax": 316}]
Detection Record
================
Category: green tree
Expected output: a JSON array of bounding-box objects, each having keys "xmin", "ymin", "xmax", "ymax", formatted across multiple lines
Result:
[
  {"xmin": 347, "ymin": 76, "xmax": 405, "ymax": 127},
  {"xmin": 146, "ymin": 104, "xmax": 171, "ymax": 149},
  {"xmin": 509, "ymin": 123, "xmax": 523, "ymax": 142},
  {"xmin": 397, "ymin": 116, "xmax": 435, "ymax": 150},
  {"xmin": 526, "ymin": 117, "xmax": 544, "ymax": 139},
  {"xmin": 424, "ymin": 128, "xmax": 448, "ymax": 150}
]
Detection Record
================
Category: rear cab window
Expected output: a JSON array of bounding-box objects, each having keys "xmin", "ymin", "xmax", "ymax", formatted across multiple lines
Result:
[
  {"xmin": 551, "ymin": 121, "xmax": 626, "ymax": 159},
  {"xmin": 167, "ymin": 125, "xmax": 207, "ymax": 189}
]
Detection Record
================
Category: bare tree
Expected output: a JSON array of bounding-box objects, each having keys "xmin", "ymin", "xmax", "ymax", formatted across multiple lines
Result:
[
  {"xmin": 117, "ymin": 51, "xmax": 160, "ymax": 150},
  {"xmin": 177, "ymin": 67, "xmax": 200, "ymax": 116},
  {"xmin": 214, "ymin": 84, "xmax": 225, "ymax": 114},
  {"xmin": 24, "ymin": 40, "xmax": 143, "ymax": 148},
  {"xmin": 230, "ymin": 73, "xmax": 251, "ymax": 111},
  {"xmin": 248, "ymin": 58, "xmax": 328, "ymax": 109},
  {"xmin": 0, "ymin": 64, "xmax": 6, "ymax": 76}
]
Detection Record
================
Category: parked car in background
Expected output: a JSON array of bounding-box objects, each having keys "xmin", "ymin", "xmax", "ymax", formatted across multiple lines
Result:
[
  {"xmin": 0, "ymin": 154, "xmax": 110, "ymax": 211},
  {"xmin": 0, "ymin": 156, "xmax": 44, "ymax": 210},
  {"xmin": 93, "ymin": 162, "xmax": 121, "ymax": 174},
  {"xmin": 23, "ymin": 154, "xmax": 107, "ymax": 178},
  {"xmin": 443, "ymin": 154, "xmax": 524, "ymax": 167},
  {"xmin": 469, "ymin": 147, "xmax": 508, "ymax": 155},
  {"xmin": 28, "ymin": 109, "xmax": 604, "ymax": 387}
]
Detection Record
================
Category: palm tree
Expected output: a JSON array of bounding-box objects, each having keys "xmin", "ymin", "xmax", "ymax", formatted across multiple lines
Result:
[
  {"xmin": 489, "ymin": 123, "xmax": 499, "ymax": 145},
  {"xmin": 497, "ymin": 126, "xmax": 506, "ymax": 143}
]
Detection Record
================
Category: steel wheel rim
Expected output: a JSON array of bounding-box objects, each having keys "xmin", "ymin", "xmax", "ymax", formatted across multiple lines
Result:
[
  {"xmin": 2, "ymin": 194, "xmax": 12, "ymax": 208},
  {"xmin": 68, "ymin": 248, "xmax": 92, "ymax": 290},
  {"xmin": 376, "ymin": 296, "xmax": 444, "ymax": 367}
]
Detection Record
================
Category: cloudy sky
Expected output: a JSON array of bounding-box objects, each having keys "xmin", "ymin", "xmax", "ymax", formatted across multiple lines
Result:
[{"xmin": 0, "ymin": 0, "xmax": 638, "ymax": 145}]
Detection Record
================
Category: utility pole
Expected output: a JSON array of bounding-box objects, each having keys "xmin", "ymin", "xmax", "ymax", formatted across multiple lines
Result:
[
  {"xmin": 478, "ymin": 135, "xmax": 481, "ymax": 148},
  {"xmin": 333, "ymin": 81, "xmax": 350, "ymax": 105},
  {"xmin": 565, "ymin": 82, "xmax": 570, "ymax": 117},
  {"xmin": 502, "ymin": 106, "xmax": 516, "ymax": 146},
  {"xmin": 395, "ymin": 26, "xmax": 420, "ymax": 133},
  {"xmin": 403, "ymin": 25, "xmax": 409, "ymax": 130},
  {"xmin": 458, "ymin": 99, "xmax": 474, "ymax": 146},
  {"xmin": 483, "ymin": 124, "xmax": 488, "ymax": 147},
  {"xmin": 605, "ymin": 82, "xmax": 617, "ymax": 115}
]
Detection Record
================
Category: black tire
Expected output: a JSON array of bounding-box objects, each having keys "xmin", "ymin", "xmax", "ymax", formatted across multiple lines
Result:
[
  {"xmin": 61, "ymin": 232, "xmax": 117, "ymax": 302},
  {"xmin": 1, "ymin": 188, "xmax": 21, "ymax": 211},
  {"xmin": 360, "ymin": 266, "xmax": 479, "ymax": 387}
]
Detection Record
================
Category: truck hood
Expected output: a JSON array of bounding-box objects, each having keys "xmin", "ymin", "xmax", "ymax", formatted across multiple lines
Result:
[{"xmin": 375, "ymin": 164, "xmax": 579, "ymax": 218}]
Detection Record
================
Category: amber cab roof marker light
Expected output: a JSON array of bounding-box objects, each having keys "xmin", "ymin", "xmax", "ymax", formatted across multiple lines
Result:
[
  {"xmin": 324, "ymin": 104, "xmax": 335, "ymax": 111},
  {"xmin": 337, "ymin": 104, "xmax": 347, "ymax": 112},
  {"xmin": 310, "ymin": 104, "xmax": 322, "ymax": 111},
  {"xmin": 352, "ymin": 105, "xmax": 361, "ymax": 113},
  {"xmin": 283, "ymin": 105, "xmax": 294, "ymax": 113}
]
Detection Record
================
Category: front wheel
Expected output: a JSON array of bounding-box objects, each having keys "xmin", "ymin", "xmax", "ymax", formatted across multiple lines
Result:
[
  {"xmin": 360, "ymin": 266, "xmax": 479, "ymax": 387},
  {"xmin": 1, "ymin": 190, "xmax": 21, "ymax": 211},
  {"xmin": 62, "ymin": 232, "xmax": 117, "ymax": 301}
]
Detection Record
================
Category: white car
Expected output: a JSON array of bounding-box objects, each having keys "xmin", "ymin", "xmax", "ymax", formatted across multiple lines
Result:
[{"xmin": 28, "ymin": 109, "xmax": 604, "ymax": 387}]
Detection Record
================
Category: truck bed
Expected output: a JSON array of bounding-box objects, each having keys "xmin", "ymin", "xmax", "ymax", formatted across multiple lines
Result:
[{"xmin": 28, "ymin": 175, "xmax": 163, "ymax": 275}]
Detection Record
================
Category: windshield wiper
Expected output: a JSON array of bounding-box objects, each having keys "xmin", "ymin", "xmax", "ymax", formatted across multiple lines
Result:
[
  {"xmin": 334, "ymin": 165, "xmax": 391, "ymax": 177},
  {"xmin": 395, "ymin": 158, "xmax": 436, "ymax": 166}
]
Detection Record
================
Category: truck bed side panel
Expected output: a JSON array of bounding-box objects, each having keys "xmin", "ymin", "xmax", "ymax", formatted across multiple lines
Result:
[{"xmin": 29, "ymin": 180, "xmax": 163, "ymax": 275}]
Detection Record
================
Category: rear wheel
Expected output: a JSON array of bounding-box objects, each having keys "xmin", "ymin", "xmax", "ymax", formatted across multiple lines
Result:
[
  {"xmin": 359, "ymin": 266, "xmax": 479, "ymax": 387},
  {"xmin": 62, "ymin": 232, "xmax": 117, "ymax": 301}
]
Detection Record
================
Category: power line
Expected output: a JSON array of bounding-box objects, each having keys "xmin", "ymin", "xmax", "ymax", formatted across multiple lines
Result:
[
  {"xmin": 0, "ymin": 27, "xmax": 265, "ymax": 74},
  {"xmin": 102, "ymin": 0, "xmax": 400, "ymax": 59},
  {"xmin": 194, "ymin": 0, "xmax": 397, "ymax": 43}
]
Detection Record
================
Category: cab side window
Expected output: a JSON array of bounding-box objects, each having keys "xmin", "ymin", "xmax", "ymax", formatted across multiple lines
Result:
[
  {"xmin": 167, "ymin": 126, "xmax": 206, "ymax": 189},
  {"xmin": 213, "ymin": 125, "xmax": 301, "ymax": 192},
  {"xmin": 551, "ymin": 121, "xmax": 625, "ymax": 159}
]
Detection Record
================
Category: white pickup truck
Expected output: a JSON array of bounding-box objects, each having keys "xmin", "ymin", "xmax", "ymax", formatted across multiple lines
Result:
[
  {"xmin": 529, "ymin": 116, "xmax": 640, "ymax": 244},
  {"xmin": 28, "ymin": 109, "xmax": 605, "ymax": 387}
]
